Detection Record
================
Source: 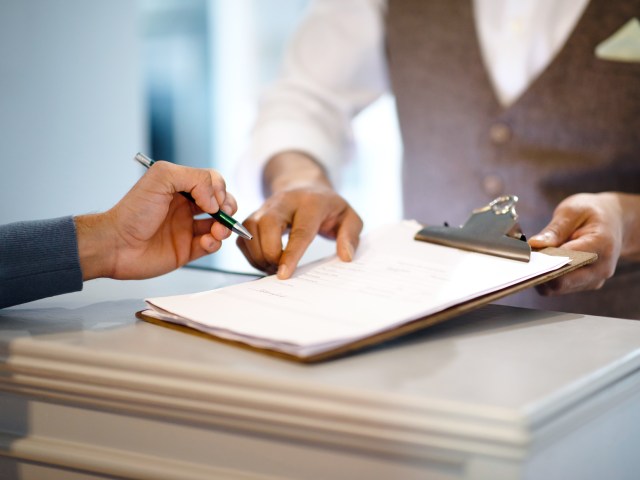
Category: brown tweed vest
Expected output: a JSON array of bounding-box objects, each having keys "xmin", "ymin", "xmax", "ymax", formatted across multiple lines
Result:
[{"xmin": 386, "ymin": 0, "xmax": 640, "ymax": 318}]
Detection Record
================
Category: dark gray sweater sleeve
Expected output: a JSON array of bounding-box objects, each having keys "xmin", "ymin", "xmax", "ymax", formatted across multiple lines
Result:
[{"xmin": 0, "ymin": 216, "xmax": 83, "ymax": 308}]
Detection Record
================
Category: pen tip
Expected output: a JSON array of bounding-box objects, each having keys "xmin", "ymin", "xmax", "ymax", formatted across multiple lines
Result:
[{"xmin": 235, "ymin": 223, "xmax": 253, "ymax": 240}]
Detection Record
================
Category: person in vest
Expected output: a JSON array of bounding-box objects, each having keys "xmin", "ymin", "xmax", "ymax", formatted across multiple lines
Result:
[{"xmin": 236, "ymin": 0, "xmax": 640, "ymax": 319}]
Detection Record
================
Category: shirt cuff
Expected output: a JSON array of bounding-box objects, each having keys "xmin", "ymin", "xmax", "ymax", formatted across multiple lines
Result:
[{"xmin": 236, "ymin": 120, "xmax": 348, "ymax": 199}]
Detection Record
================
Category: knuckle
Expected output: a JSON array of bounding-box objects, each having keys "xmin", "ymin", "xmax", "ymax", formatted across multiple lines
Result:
[
  {"xmin": 242, "ymin": 217, "xmax": 259, "ymax": 231},
  {"xmin": 153, "ymin": 159, "xmax": 170, "ymax": 169},
  {"xmin": 209, "ymin": 169, "xmax": 226, "ymax": 189},
  {"xmin": 263, "ymin": 248, "xmax": 283, "ymax": 265},
  {"xmin": 288, "ymin": 225, "xmax": 314, "ymax": 242},
  {"xmin": 251, "ymin": 211, "xmax": 276, "ymax": 229},
  {"xmin": 151, "ymin": 160, "xmax": 172, "ymax": 176},
  {"xmin": 352, "ymin": 212, "xmax": 364, "ymax": 230}
]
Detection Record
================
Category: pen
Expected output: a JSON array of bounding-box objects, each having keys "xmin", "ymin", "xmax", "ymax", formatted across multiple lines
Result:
[{"xmin": 134, "ymin": 152, "xmax": 253, "ymax": 240}]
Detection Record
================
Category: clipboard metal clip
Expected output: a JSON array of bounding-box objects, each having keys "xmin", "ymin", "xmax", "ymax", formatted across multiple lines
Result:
[{"xmin": 415, "ymin": 195, "xmax": 531, "ymax": 262}]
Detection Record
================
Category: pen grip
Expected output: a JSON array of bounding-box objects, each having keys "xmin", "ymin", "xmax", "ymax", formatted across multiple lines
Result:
[{"xmin": 213, "ymin": 209, "xmax": 235, "ymax": 225}]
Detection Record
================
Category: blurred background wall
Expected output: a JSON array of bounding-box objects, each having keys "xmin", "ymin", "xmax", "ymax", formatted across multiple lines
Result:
[{"xmin": 0, "ymin": 0, "xmax": 144, "ymax": 224}]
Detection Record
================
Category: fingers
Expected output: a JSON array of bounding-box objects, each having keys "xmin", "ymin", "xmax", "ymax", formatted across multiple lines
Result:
[
  {"xmin": 149, "ymin": 161, "xmax": 241, "ymax": 242},
  {"xmin": 147, "ymin": 161, "xmax": 228, "ymax": 215},
  {"xmin": 531, "ymin": 193, "xmax": 625, "ymax": 296},
  {"xmin": 236, "ymin": 188, "xmax": 363, "ymax": 279},
  {"xmin": 536, "ymin": 265, "xmax": 606, "ymax": 296},
  {"xmin": 193, "ymin": 217, "xmax": 230, "ymax": 245},
  {"xmin": 277, "ymin": 206, "xmax": 325, "ymax": 279},
  {"xmin": 236, "ymin": 235, "xmax": 273, "ymax": 273},
  {"xmin": 191, "ymin": 235, "xmax": 223, "ymax": 262},
  {"xmin": 279, "ymin": 200, "xmax": 362, "ymax": 278},
  {"xmin": 335, "ymin": 210, "xmax": 363, "ymax": 262},
  {"xmin": 237, "ymin": 208, "xmax": 287, "ymax": 275},
  {"xmin": 276, "ymin": 206, "xmax": 363, "ymax": 278},
  {"xmin": 529, "ymin": 201, "xmax": 587, "ymax": 249},
  {"xmin": 258, "ymin": 212, "xmax": 288, "ymax": 266},
  {"xmin": 221, "ymin": 191, "xmax": 238, "ymax": 216},
  {"xmin": 209, "ymin": 192, "xmax": 239, "ymax": 239},
  {"xmin": 191, "ymin": 217, "xmax": 227, "ymax": 261},
  {"xmin": 543, "ymin": 230, "xmax": 618, "ymax": 295},
  {"xmin": 191, "ymin": 166, "xmax": 228, "ymax": 213}
]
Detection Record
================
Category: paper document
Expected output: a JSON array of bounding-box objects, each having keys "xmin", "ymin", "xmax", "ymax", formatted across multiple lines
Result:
[{"xmin": 142, "ymin": 221, "xmax": 570, "ymax": 359}]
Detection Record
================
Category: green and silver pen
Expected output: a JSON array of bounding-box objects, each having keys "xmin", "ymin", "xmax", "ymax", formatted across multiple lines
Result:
[{"xmin": 134, "ymin": 152, "xmax": 252, "ymax": 240}]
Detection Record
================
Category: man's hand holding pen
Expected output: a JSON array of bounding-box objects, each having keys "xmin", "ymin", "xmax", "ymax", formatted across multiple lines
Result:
[{"xmin": 75, "ymin": 159, "xmax": 246, "ymax": 281}]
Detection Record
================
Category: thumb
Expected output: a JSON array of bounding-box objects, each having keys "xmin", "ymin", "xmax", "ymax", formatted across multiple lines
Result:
[
  {"xmin": 151, "ymin": 161, "xmax": 224, "ymax": 214},
  {"xmin": 529, "ymin": 209, "xmax": 582, "ymax": 249}
]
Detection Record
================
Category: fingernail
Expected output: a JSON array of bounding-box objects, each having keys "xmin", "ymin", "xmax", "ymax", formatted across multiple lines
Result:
[
  {"xmin": 277, "ymin": 264, "xmax": 289, "ymax": 279},
  {"xmin": 210, "ymin": 196, "xmax": 219, "ymax": 212},
  {"xmin": 531, "ymin": 232, "xmax": 552, "ymax": 242},
  {"xmin": 345, "ymin": 243, "xmax": 355, "ymax": 261}
]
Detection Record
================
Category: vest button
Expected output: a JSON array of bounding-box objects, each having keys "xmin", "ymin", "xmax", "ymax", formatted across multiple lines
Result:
[
  {"xmin": 482, "ymin": 173, "xmax": 504, "ymax": 197},
  {"xmin": 489, "ymin": 123, "xmax": 511, "ymax": 144}
]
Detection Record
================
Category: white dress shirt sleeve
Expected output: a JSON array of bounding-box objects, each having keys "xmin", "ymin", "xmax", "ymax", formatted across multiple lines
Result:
[{"xmin": 243, "ymin": 0, "xmax": 389, "ymax": 190}]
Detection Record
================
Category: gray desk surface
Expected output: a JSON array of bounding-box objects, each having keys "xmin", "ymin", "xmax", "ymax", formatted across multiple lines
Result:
[{"xmin": 2, "ymin": 267, "xmax": 640, "ymax": 413}]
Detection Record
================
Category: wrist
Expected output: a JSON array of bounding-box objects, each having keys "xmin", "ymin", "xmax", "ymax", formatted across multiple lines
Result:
[
  {"xmin": 74, "ymin": 213, "xmax": 117, "ymax": 281},
  {"xmin": 263, "ymin": 151, "xmax": 333, "ymax": 196}
]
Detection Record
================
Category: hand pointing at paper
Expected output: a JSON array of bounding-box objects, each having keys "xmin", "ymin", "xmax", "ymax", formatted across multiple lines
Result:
[
  {"xmin": 236, "ymin": 152, "xmax": 363, "ymax": 279},
  {"xmin": 529, "ymin": 192, "xmax": 640, "ymax": 296}
]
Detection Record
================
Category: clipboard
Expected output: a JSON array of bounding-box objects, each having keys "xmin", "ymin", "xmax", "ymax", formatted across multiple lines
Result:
[
  {"xmin": 136, "ymin": 196, "xmax": 597, "ymax": 364},
  {"xmin": 137, "ymin": 247, "xmax": 595, "ymax": 363}
]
